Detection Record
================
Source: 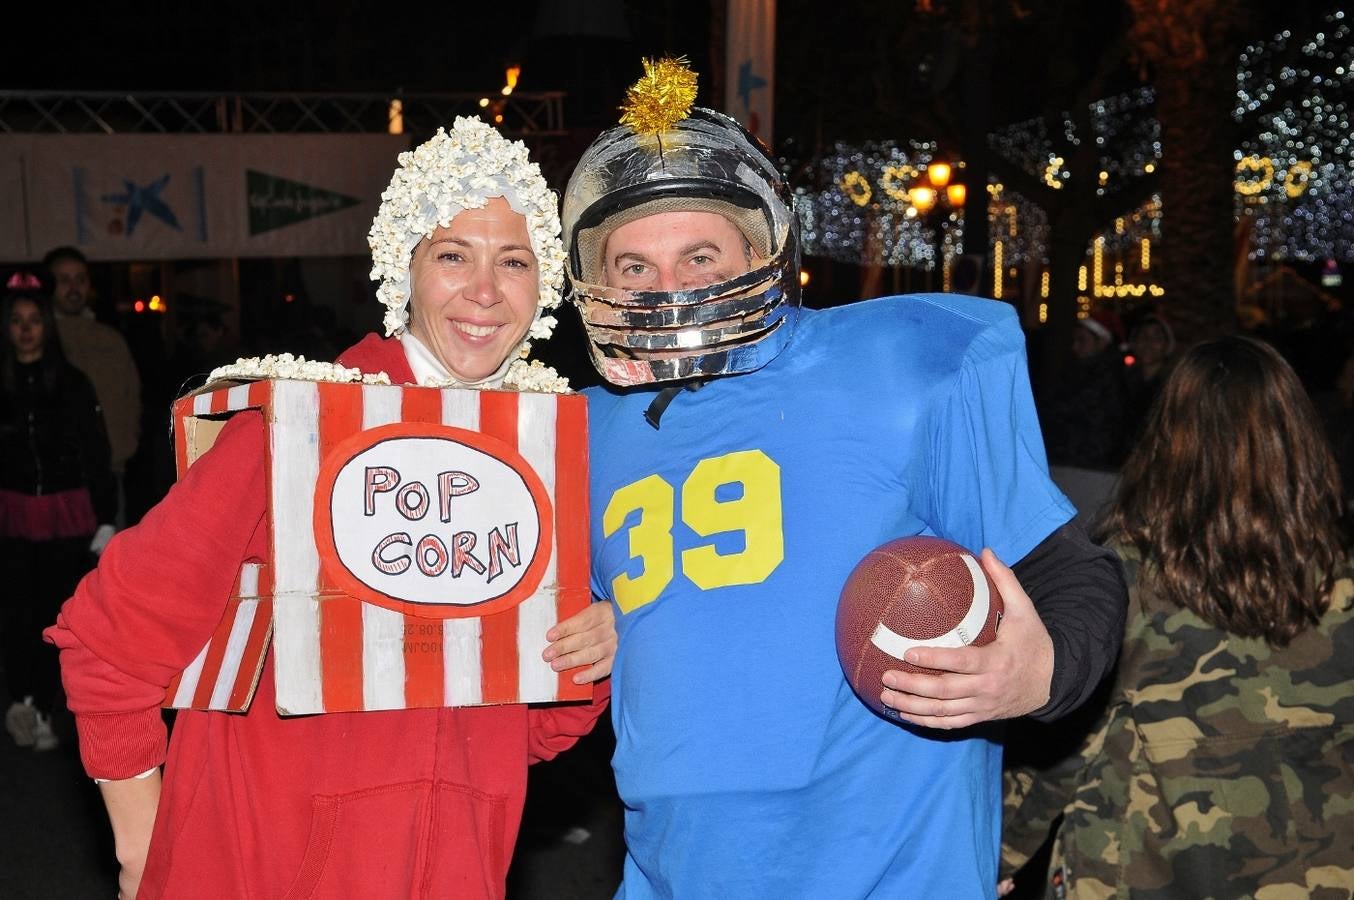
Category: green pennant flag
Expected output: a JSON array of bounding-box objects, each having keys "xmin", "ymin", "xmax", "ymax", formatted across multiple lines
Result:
[{"xmin": 247, "ymin": 170, "xmax": 360, "ymax": 235}]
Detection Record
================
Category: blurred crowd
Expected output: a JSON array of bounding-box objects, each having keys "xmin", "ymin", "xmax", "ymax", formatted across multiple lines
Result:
[{"xmin": 1, "ymin": 250, "xmax": 364, "ymax": 751}]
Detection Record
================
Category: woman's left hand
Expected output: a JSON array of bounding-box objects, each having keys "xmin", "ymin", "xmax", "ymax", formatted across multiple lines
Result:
[{"xmin": 543, "ymin": 601, "xmax": 616, "ymax": 684}]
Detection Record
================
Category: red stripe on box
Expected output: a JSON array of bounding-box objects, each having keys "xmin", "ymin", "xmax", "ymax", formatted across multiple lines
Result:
[
  {"xmin": 172, "ymin": 397, "xmax": 191, "ymax": 479},
  {"xmin": 191, "ymin": 600, "xmax": 238, "ymax": 709},
  {"xmin": 477, "ymin": 391, "xmax": 520, "ymax": 703},
  {"xmin": 317, "ymin": 382, "xmax": 367, "ymax": 712},
  {"xmin": 227, "ymin": 565, "xmax": 275, "ymax": 710},
  {"xmin": 553, "ymin": 394, "xmax": 592, "ymax": 699},
  {"xmin": 165, "ymin": 669, "xmax": 183, "ymax": 702},
  {"xmin": 401, "ymin": 386, "xmax": 447, "ymax": 708}
]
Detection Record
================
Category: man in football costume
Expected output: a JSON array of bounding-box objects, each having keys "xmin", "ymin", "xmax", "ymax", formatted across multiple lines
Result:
[{"xmin": 563, "ymin": 70, "xmax": 1126, "ymax": 899}]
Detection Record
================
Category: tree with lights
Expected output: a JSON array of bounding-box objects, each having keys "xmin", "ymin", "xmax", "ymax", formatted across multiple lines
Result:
[{"xmin": 1122, "ymin": 0, "xmax": 1264, "ymax": 341}]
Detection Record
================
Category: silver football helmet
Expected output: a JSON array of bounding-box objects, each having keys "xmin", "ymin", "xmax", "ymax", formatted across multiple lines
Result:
[{"xmin": 561, "ymin": 107, "xmax": 801, "ymax": 386}]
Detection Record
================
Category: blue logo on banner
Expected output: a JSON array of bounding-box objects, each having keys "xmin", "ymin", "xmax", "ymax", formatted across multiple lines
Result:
[
  {"xmin": 101, "ymin": 174, "xmax": 181, "ymax": 236},
  {"xmin": 737, "ymin": 59, "xmax": 768, "ymax": 110},
  {"xmin": 73, "ymin": 167, "xmax": 208, "ymax": 243}
]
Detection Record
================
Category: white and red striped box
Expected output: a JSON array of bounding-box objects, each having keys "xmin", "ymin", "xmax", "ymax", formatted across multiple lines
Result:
[{"xmin": 166, "ymin": 378, "xmax": 591, "ymax": 715}]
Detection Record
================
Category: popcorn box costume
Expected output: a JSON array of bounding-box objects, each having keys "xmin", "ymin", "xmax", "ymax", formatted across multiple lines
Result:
[
  {"xmin": 165, "ymin": 373, "xmax": 590, "ymax": 715},
  {"xmin": 45, "ymin": 118, "xmax": 608, "ymax": 900}
]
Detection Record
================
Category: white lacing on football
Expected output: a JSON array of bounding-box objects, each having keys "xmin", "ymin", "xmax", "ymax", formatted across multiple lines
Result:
[{"xmin": 869, "ymin": 553, "xmax": 992, "ymax": 658}]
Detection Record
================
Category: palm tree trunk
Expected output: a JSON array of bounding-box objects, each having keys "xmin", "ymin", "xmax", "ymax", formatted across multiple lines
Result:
[
  {"xmin": 1125, "ymin": 0, "xmax": 1262, "ymax": 344},
  {"xmin": 1151, "ymin": 60, "xmax": 1242, "ymax": 343}
]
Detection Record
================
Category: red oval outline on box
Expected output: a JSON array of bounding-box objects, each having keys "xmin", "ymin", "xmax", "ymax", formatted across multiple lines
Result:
[{"xmin": 313, "ymin": 421, "xmax": 554, "ymax": 619}]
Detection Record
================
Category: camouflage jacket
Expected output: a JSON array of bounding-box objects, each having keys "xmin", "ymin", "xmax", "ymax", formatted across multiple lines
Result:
[{"xmin": 1002, "ymin": 545, "xmax": 1354, "ymax": 899}]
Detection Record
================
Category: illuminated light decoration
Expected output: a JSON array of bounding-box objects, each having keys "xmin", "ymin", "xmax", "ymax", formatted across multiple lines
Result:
[
  {"xmin": 478, "ymin": 98, "xmax": 490, "ymax": 108},
  {"xmin": 1237, "ymin": 10, "xmax": 1353, "ymax": 262},
  {"xmin": 880, "ymin": 164, "xmax": 917, "ymax": 201},
  {"xmin": 1093, "ymin": 237, "xmax": 1104, "ymax": 288},
  {"xmin": 927, "ymin": 162, "xmax": 952, "ymax": 188},
  {"xmin": 494, "ymin": 114, "xmax": 504, "ymax": 124},
  {"xmin": 501, "ymin": 65, "xmax": 521, "ymax": 97},
  {"xmin": 841, "ymin": 171, "xmax": 873, "ymax": 207},
  {"xmin": 388, "ymin": 99, "xmax": 404, "ymax": 135},
  {"xmin": 1038, "ymin": 303, "xmax": 1048, "ymax": 323},
  {"xmin": 1041, "ymin": 270, "xmax": 1050, "ymax": 298},
  {"xmin": 1284, "ymin": 160, "xmax": 1313, "ymax": 197},
  {"xmin": 148, "ymin": 295, "xmax": 165, "ymax": 313},
  {"xmin": 946, "ymin": 183, "xmax": 967, "ymax": 208},
  {"xmin": 1124, "ymin": 354, "xmax": 1137, "ymax": 366},
  {"xmin": 909, "ymin": 186, "xmax": 937, "ymax": 213},
  {"xmin": 1235, "ymin": 155, "xmax": 1275, "ymax": 195},
  {"xmin": 993, "ymin": 240, "xmax": 1004, "ymax": 298},
  {"xmin": 799, "ymin": 269, "xmax": 811, "ymax": 287},
  {"xmin": 796, "ymin": 10, "xmax": 1352, "ymax": 281},
  {"xmin": 797, "ymin": 140, "xmax": 961, "ymax": 269},
  {"xmin": 1043, "ymin": 156, "xmax": 1067, "ymax": 189},
  {"xmin": 134, "ymin": 299, "xmax": 146, "ymax": 313}
]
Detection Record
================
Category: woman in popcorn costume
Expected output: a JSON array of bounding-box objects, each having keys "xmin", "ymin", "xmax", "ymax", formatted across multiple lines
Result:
[{"xmin": 45, "ymin": 117, "xmax": 615, "ymax": 900}]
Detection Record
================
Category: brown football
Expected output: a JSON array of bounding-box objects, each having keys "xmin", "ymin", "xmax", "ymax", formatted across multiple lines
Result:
[{"xmin": 835, "ymin": 536, "xmax": 1003, "ymax": 719}]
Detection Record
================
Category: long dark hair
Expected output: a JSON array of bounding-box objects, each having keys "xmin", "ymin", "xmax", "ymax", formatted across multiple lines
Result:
[
  {"xmin": 1100, "ymin": 335, "xmax": 1345, "ymax": 646},
  {"xmin": 2, "ymin": 284, "xmax": 68, "ymax": 394}
]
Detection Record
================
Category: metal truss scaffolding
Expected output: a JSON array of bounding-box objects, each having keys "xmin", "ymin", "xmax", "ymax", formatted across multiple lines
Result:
[{"xmin": 0, "ymin": 91, "xmax": 565, "ymax": 139}]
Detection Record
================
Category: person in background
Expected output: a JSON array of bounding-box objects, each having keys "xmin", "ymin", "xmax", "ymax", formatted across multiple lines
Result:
[
  {"xmin": 1, "ymin": 274, "xmax": 115, "ymax": 752},
  {"xmin": 1040, "ymin": 308, "xmax": 1127, "ymax": 472},
  {"xmin": 1001, "ymin": 335, "xmax": 1353, "ymax": 898},
  {"xmin": 45, "ymin": 119, "xmax": 615, "ymax": 900},
  {"xmin": 42, "ymin": 246, "xmax": 142, "ymax": 525},
  {"xmin": 1121, "ymin": 311, "xmax": 1175, "ymax": 446},
  {"xmin": 1038, "ymin": 308, "xmax": 1128, "ymax": 529}
]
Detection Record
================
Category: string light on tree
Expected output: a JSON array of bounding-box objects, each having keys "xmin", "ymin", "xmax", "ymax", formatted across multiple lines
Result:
[{"xmin": 795, "ymin": 10, "xmax": 1350, "ymax": 283}]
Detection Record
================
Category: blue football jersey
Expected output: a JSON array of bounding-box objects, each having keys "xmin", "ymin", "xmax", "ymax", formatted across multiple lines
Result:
[{"xmin": 586, "ymin": 294, "xmax": 1075, "ymax": 899}]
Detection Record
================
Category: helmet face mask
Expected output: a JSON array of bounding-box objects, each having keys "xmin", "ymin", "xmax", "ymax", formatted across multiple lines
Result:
[{"xmin": 562, "ymin": 107, "xmax": 802, "ymax": 386}]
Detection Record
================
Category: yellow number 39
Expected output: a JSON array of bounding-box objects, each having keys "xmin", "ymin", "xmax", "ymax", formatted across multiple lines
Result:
[{"xmin": 603, "ymin": 449, "xmax": 785, "ymax": 613}]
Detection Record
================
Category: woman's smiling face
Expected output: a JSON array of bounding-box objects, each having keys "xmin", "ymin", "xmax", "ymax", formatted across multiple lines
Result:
[{"xmin": 406, "ymin": 196, "xmax": 539, "ymax": 382}]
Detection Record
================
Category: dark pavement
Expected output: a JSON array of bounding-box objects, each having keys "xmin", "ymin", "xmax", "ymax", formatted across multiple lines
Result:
[{"xmin": 1, "ymin": 698, "xmax": 624, "ymax": 899}]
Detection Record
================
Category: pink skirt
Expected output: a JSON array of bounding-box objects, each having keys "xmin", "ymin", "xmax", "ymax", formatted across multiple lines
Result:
[{"xmin": 0, "ymin": 488, "xmax": 96, "ymax": 541}]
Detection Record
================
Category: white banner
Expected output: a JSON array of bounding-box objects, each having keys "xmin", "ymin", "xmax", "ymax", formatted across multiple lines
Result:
[
  {"xmin": 725, "ymin": 0, "xmax": 776, "ymax": 146},
  {"xmin": 0, "ymin": 134, "xmax": 408, "ymax": 262}
]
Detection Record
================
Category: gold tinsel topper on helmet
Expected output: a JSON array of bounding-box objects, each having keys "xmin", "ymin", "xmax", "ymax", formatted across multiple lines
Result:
[{"xmin": 619, "ymin": 56, "xmax": 699, "ymax": 135}]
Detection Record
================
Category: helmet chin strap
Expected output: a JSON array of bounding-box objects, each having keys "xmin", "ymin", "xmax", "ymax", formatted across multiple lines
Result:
[{"xmin": 643, "ymin": 381, "xmax": 708, "ymax": 429}]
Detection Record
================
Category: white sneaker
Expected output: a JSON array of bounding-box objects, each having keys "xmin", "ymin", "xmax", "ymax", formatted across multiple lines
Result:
[
  {"xmin": 32, "ymin": 709, "xmax": 58, "ymax": 752},
  {"xmin": 6, "ymin": 697, "xmax": 38, "ymax": 747}
]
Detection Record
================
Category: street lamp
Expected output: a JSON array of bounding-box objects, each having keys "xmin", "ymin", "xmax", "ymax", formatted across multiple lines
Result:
[{"xmin": 907, "ymin": 161, "xmax": 965, "ymax": 290}]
